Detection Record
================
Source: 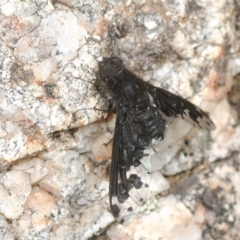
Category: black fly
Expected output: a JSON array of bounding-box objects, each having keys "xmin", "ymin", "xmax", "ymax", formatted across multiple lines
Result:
[{"xmin": 99, "ymin": 57, "xmax": 215, "ymax": 225}]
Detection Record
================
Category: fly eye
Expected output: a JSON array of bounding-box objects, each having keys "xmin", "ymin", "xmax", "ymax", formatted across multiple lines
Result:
[
  {"xmin": 100, "ymin": 57, "xmax": 124, "ymax": 79},
  {"xmin": 100, "ymin": 64, "xmax": 116, "ymax": 78},
  {"xmin": 110, "ymin": 57, "xmax": 123, "ymax": 66}
]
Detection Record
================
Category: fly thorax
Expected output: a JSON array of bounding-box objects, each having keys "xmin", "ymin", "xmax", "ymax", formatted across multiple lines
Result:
[{"xmin": 122, "ymin": 81, "xmax": 146, "ymax": 104}]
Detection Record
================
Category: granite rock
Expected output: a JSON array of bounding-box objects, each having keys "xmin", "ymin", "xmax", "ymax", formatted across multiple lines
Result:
[{"xmin": 0, "ymin": 0, "xmax": 239, "ymax": 239}]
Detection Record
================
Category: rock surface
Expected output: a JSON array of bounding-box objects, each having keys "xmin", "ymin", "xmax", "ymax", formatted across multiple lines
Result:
[{"xmin": 0, "ymin": 0, "xmax": 239, "ymax": 239}]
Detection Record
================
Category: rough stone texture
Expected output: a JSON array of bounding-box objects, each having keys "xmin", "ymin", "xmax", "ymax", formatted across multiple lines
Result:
[
  {"xmin": 0, "ymin": 0, "xmax": 239, "ymax": 239},
  {"xmin": 106, "ymin": 154, "xmax": 240, "ymax": 240}
]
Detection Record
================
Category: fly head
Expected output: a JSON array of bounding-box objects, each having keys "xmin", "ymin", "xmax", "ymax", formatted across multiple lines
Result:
[{"xmin": 99, "ymin": 57, "xmax": 124, "ymax": 85}]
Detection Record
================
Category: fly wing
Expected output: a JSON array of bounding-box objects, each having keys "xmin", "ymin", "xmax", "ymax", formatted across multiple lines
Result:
[
  {"xmin": 109, "ymin": 106, "xmax": 152, "ymax": 225},
  {"xmin": 147, "ymin": 84, "xmax": 216, "ymax": 131}
]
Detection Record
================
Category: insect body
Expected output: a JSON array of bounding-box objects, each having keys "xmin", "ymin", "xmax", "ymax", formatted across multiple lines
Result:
[{"xmin": 99, "ymin": 57, "xmax": 215, "ymax": 225}]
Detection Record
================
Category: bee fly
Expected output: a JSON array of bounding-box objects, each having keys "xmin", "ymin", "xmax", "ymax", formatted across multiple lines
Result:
[{"xmin": 98, "ymin": 57, "xmax": 215, "ymax": 225}]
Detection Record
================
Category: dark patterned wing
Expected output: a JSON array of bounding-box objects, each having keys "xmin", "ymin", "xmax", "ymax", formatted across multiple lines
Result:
[
  {"xmin": 109, "ymin": 106, "xmax": 152, "ymax": 225},
  {"xmin": 147, "ymin": 84, "xmax": 216, "ymax": 131}
]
